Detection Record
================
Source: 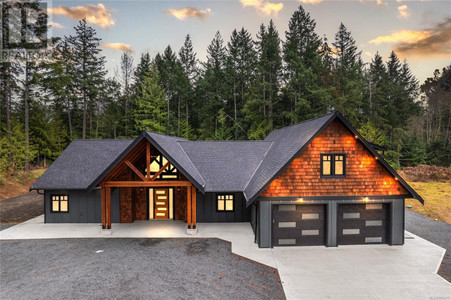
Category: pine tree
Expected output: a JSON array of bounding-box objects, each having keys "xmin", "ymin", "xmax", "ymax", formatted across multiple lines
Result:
[
  {"xmin": 119, "ymin": 52, "xmax": 134, "ymax": 137},
  {"xmin": 133, "ymin": 65, "xmax": 167, "ymax": 134},
  {"xmin": 332, "ymin": 23, "xmax": 364, "ymax": 125},
  {"xmin": 283, "ymin": 5, "xmax": 327, "ymax": 122},
  {"xmin": 68, "ymin": 19, "xmax": 106, "ymax": 139},
  {"xmin": 196, "ymin": 31, "xmax": 228, "ymax": 139}
]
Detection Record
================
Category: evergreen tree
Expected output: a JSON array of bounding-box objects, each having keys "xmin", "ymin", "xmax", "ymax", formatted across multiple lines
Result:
[
  {"xmin": 283, "ymin": 5, "xmax": 327, "ymax": 123},
  {"xmin": 196, "ymin": 31, "xmax": 228, "ymax": 139},
  {"xmin": 132, "ymin": 65, "xmax": 167, "ymax": 134},
  {"xmin": 67, "ymin": 19, "xmax": 106, "ymax": 139},
  {"xmin": 332, "ymin": 23, "xmax": 364, "ymax": 125},
  {"xmin": 119, "ymin": 52, "xmax": 134, "ymax": 137}
]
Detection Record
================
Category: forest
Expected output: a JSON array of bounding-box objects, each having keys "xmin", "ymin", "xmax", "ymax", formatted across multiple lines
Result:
[{"xmin": 1, "ymin": 4, "xmax": 450, "ymax": 178}]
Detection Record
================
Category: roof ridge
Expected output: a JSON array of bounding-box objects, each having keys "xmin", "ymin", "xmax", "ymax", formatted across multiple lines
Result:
[
  {"xmin": 266, "ymin": 111, "xmax": 336, "ymax": 137},
  {"xmin": 71, "ymin": 138, "xmax": 135, "ymax": 141},
  {"xmin": 178, "ymin": 140, "xmax": 271, "ymax": 143},
  {"xmin": 146, "ymin": 131, "xmax": 187, "ymax": 140}
]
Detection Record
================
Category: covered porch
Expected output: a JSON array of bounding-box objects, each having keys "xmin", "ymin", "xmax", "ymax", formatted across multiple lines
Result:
[{"xmin": 97, "ymin": 138, "xmax": 198, "ymax": 233}]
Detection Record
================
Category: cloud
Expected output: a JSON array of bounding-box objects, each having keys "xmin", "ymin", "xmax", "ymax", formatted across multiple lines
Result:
[
  {"xmin": 102, "ymin": 43, "xmax": 133, "ymax": 53},
  {"xmin": 376, "ymin": 0, "xmax": 386, "ymax": 6},
  {"xmin": 166, "ymin": 7, "xmax": 211, "ymax": 20},
  {"xmin": 298, "ymin": 0, "xmax": 323, "ymax": 4},
  {"xmin": 398, "ymin": 5, "xmax": 410, "ymax": 18},
  {"xmin": 240, "ymin": 0, "xmax": 283, "ymax": 16},
  {"xmin": 47, "ymin": 4, "xmax": 115, "ymax": 29},
  {"xmin": 48, "ymin": 21, "xmax": 63, "ymax": 29},
  {"xmin": 369, "ymin": 18, "xmax": 451, "ymax": 57},
  {"xmin": 365, "ymin": 51, "xmax": 373, "ymax": 57}
]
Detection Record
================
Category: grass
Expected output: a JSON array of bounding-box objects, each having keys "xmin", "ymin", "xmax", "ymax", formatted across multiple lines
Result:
[{"xmin": 405, "ymin": 181, "xmax": 451, "ymax": 224}]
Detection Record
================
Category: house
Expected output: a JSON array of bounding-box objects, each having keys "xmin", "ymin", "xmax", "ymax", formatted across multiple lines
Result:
[{"xmin": 30, "ymin": 112, "xmax": 423, "ymax": 248}]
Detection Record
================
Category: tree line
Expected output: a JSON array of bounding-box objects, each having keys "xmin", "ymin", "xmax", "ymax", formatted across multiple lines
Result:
[{"xmin": 1, "ymin": 5, "xmax": 450, "ymax": 177}]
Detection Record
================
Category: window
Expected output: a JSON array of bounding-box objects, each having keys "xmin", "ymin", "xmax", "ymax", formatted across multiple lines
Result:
[
  {"xmin": 321, "ymin": 154, "xmax": 346, "ymax": 178},
  {"xmin": 217, "ymin": 194, "xmax": 234, "ymax": 212},
  {"xmin": 51, "ymin": 195, "xmax": 69, "ymax": 212},
  {"xmin": 147, "ymin": 155, "xmax": 179, "ymax": 180}
]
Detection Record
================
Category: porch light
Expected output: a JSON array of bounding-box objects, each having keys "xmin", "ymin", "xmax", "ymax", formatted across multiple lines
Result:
[
  {"xmin": 363, "ymin": 197, "xmax": 369, "ymax": 202},
  {"xmin": 395, "ymin": 177, "xmax": 398, "ymax": 181},
  {"xmin": 375, "ymin": 156, "xmax": 378, "ymax": 160},
  {"xmin": 354, "ymin": 135, "xmax": 358, "ymax": 139},
  {"xmin": 297, "ymin": 198, "xmax": 304, "ymax": 203}
]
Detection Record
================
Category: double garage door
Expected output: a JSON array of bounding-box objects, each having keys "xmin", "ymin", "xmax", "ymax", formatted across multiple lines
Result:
[{"xmin": 272, "ymin": 203, "xmax": 388, "ymax": 247}]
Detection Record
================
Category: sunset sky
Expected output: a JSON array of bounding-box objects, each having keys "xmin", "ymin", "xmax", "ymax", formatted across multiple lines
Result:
[{"xmin": 47, "ymin": 0, "xmax": 450, "ymax": 83}]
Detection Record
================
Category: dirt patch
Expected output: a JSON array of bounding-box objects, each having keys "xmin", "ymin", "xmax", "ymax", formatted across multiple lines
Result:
[
  {"xmin": 399, "ymin": 165, "xmax": 451, "ymax": 182},
  {"xmin": 0, "ymin": 191, "xmax": 43, "ymax": 224},
  {"xmin": 0, "ymin": 168, "xmax": 46, "ymax": 200}
]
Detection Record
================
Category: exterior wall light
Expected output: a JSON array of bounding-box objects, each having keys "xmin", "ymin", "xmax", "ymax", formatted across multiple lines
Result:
[
  {"xmin": 354, "ymin": 135, "xmax": 358, "ymax": 139},
  {"xmin": 363, "ymin": 197, "xmax": 369, "ymax": 202},
  {"xmin": 297, "ymin": 198, "xmax": 304, "ymax": 203},
  {"xmin": 395, "ymin": 177, "xmax": 398, "ymax": 181}
]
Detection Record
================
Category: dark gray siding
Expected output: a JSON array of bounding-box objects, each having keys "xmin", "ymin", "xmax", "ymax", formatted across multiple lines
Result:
[
  {"xmin": 44, "ymin": 188, "xmax": 120, "ymax": 223},
  {"xmin": 196, "ymin": 192, "xmax": 250, "ymax": 222}
]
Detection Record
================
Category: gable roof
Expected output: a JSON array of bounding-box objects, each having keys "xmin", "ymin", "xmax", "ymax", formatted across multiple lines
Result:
[
  {"xmin": 179, "ymin": 141, "xmax": 272, "ymax": 192},
  {"xmin": 31, "ymin": 112, "xmax": 423, "ymax": 205},
  {"xmin": 31, "ymin": 139, "xmax": 133, "ymax": 190},
  {"xmin": 243, "ymin": 113, "xmax": 337, "ymax": 203}
]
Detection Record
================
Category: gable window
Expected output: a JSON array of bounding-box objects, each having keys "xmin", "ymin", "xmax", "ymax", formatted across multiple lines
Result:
[
  {"xmin": 147, "ymin": 155, "xmax": 179, "ymax": 180},
  {"xmin": 51, "ymin": 195, "xmax": 69, "ymax": 212},
  {"xmin": 217, "ymin": 194, "xmax": 234, "ymax": 212},
  {"xmin": 321, "ymin": 154, "xmax": 346, "ymax": 178}
]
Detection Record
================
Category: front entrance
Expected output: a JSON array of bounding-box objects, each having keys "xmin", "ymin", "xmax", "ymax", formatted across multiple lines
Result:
[{"xmin": 154, "ymin": 188, "xmax": 169, "ymax": 219}]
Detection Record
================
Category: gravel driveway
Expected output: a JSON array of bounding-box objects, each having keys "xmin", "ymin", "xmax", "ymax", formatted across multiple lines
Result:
[
  {"xmin": 405, "ymin": 210, "xmax": 451, "ymax": 282},
  {"xmin": 0, "ymin": 238, "xmax": 285, "ymax": 300}
]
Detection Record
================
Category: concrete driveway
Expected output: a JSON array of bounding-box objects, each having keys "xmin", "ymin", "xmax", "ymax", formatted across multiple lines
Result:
[{"xmin": 1, "ymin": 216, "xmax": 450, "ymax": 299}]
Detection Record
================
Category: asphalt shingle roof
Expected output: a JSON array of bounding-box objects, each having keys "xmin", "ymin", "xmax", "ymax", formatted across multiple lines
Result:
[
  {"xmin": 179, "ymin": 141, "xmax": 272, "ymax": 192},
  {"xmin": 31, "ymin": 139, "xmax": 133, "ymax": 190},
  {"xmin": 243, "ymin": 113, "xmax": 336, "ymax": 202}
]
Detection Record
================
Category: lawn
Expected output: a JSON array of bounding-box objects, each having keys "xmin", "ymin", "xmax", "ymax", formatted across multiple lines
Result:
[{"xmin": 405, "ymin": 181, "xmax": 451, "ymax": 224}]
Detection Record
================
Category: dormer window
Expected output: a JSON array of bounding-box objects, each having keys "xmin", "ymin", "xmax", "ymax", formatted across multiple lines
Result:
[{"xmin": 321, "ymin": 154, "xmax": 346, "ymax": 178}]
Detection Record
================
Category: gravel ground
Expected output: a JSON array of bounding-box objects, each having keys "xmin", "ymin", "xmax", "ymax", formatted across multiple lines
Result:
[
  {"xmin": 405, "ymin": 210, "xmax": 451, "ymax": 282},
  {"xmin": 0, "ymin": 191, "xmax": 43, "ymax": 223},
  {"xmin": 0, "ymin": 238, "xmax": 285, "ymax": 300}
]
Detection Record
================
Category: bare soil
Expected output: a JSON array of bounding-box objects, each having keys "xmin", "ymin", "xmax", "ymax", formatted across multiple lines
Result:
[
  {"xmin": 0, "ymin": 191, "xmax": 43, "ymax": 224},
  {"xmin": 0, "ymin": 168, "xmax": 46, "ymax": 200}
]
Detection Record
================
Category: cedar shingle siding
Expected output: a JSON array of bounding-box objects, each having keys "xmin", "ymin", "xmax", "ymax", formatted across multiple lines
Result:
[{"xmin": 261, "ymin": 120, "xmax": 408, "ymax": 197}]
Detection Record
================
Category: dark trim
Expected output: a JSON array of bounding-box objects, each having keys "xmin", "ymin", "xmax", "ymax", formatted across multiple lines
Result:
[
  {"xmin": 320, "ymin": 153, "xmax": 346, "ymax": 178},
  {"xmin": 49, "ymin": 194, "xmax": 69, "ymax": 213},
  {"xmin": 216, "ymin": 193, "xmax": 235, "ymax": 212},
  {"xmin": 246, "ymin": 113, "xmax": 337, "ymax": 206},
  {"xmin": 258, "ymin": 195, "xmax": 408, "ymax": 201}
]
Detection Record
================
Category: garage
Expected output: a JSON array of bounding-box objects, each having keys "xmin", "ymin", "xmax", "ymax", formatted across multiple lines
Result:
[
  {"xmin": 272, "ymin": 204, "xmax": 326, "ymax": 246},
  {"xmin": 337, "ymin": 203, "xmax": 389, "ymax": 245}
]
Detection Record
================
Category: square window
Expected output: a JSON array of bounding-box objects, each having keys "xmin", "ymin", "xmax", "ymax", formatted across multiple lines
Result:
[
  {"xmin": 321, "ymin": 154, "xmax": 346, "ymax": 178},
  {"xmin": 51, "ymin": 194, "xmax": 69, "ymax": 213},
  {"xmin": 217, "ymin": 194, "xmax": 234, "ymax": 212}
]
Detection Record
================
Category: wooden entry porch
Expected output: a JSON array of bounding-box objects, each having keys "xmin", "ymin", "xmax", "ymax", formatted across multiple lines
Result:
[{"xmin": 98, "ymin": 139, "xmax": 197, "ymax": 232}]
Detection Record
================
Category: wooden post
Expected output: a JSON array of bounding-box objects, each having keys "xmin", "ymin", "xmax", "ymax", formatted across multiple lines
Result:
[
  {"xmin": 101, "ymin": 186, "xmax": 106, "ymax": 229},
  {"xmin": 146, "ymin": 142, "xmax": 150, "ymax": 179},
  {"xmin": 192, "ymin": 187, "xmax": 196, "ymax": 229},
  {"xmin": 187, "ymin": 186, "xmax": 192, "ymax": 229},
  {"xmin": 106, "ymin": 187, "xmax": 111, "ymax": 229}
]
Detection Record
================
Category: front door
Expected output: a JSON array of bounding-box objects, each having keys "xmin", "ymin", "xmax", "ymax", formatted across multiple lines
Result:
[{"xmin": 154, "ymin": 188, "xmax": 169, "ymax": 219}]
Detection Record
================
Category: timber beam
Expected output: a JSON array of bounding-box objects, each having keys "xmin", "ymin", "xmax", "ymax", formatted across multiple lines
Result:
[{"xmin": 104, "ymin": 181, "xmax": 192, "ymax": 187}]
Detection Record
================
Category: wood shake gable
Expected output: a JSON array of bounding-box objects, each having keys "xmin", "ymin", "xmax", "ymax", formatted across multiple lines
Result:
[{"xmin": 260, "ymin": 119, "xmax": 408, "ymax": 198}]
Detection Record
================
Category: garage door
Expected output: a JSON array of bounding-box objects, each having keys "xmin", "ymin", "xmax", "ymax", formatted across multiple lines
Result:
[
  {"xmin": 337, "ymin": 203, "xmax": 389, "ymax": 245},
  {"xmin": 272, "ymin": 204, "xmax": 326, "ymax": 246}
]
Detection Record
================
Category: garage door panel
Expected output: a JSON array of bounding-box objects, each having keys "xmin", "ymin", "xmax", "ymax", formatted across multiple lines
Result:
[
  {"xmin": 338, "ymin": 203, "xmax": 388, "ymax": 245},
  {"xmin": 273, "ymin": 204, "xmax": 326, "ymax": 247}
]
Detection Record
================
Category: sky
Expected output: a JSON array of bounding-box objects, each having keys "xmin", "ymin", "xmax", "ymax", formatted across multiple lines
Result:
[{"xmin": 46, "ymin": 0, "xmax": 451, "ymax": 84}]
